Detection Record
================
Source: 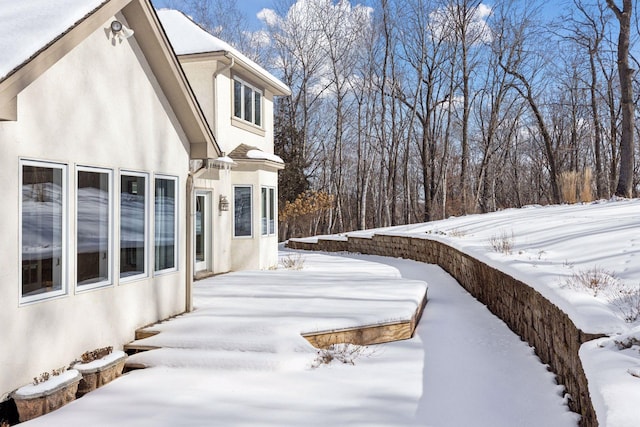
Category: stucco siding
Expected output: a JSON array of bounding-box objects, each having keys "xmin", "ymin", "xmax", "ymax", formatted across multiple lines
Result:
[
  {"xmin": 0, "ymin": 15, "xmax": 190, "ymax": 399},
  {"xmin": 230, "ymin": 168, "xmax": 279, "ymax": 271}
]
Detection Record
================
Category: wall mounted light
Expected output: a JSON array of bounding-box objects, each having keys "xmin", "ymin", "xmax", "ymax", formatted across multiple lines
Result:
[
  {"xmin": 108, "ymin": 20, "xmax": 134, "ymax": 43},
  {"xmin": 219, "ymin": 195, "xmax": 230, "ymax": 212}
]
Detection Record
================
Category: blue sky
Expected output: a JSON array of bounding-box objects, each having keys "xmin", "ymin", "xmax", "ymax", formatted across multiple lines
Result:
[{"xmin": 151, "ymin": 0, "xmax": 274, "ymax": 28}]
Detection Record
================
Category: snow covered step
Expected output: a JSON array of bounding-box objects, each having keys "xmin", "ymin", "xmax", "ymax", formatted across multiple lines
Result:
[
  {"xmin": 124, "ymin": 348, "xmax": 309, "ymax": 372},
  {"xmin": 123, "ymin": 343, "xmax": 161, "ymax": 355},
  {"xmin": 125, "ymin": 335, "xmax": 283, "ymax": 354}
]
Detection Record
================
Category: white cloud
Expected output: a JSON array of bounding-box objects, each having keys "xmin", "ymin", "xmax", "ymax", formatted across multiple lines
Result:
[
  {"xmin": 429, "ymin": 2, "xmax": 493, "ymax": 45},
  {"xmin": 257, "ymin": 8, "xmax": 279, "ymax": 27}
]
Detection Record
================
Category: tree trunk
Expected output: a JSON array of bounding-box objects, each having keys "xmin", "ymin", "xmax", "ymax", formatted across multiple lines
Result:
[{"xmin": 606, "ymin": 0, "xmax": 634, "ymax": 197}]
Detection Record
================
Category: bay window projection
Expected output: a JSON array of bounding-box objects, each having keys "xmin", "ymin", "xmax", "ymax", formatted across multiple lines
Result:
[
  {"xmin": 261, "ymin": 187, "xmax": 276, "ymax": 236},
  {"xmin": 20, "ymin": 161, "xmax": 66, "ymax": 300},
  {"xmin": 120, "ymin": 173, "xmax": 147, "ymax": 279},
  {"xmin": 233, "ymin": 78, "xmax": 262, "ymax": 127},
  {"xmin": 154, "ymin": 177, "xmax": 177, "ymax": 272},
  {"xmin": 77, "ymin": 168, "xmax": 111, "ymax": 287},
  {"xmin": 234, "ymin": 186, "xmax": 252, "ymax": 237}
]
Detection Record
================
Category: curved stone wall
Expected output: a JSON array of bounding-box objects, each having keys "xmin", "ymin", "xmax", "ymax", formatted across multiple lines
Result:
[{"xmin": 287, "ymin": 234, "xmax": 602, "ymax": 427}]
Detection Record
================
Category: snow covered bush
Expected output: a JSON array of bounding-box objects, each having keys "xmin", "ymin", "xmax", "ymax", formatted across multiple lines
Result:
[
  {"xmin": 448, "ymin": 228, "xmax": 467, "ymax": 237},
  {"xmin": 564, "ymin": 267, "xmax": 640, "ymax": 322},
  {"xmin": 605, "ymin": 285, "xmax": 640, "ymax": 323},
  {"xmin": 311, "ymin": 343, "xmax": 376, "ymax": 368},
  {"xmin": 280, "ymin": 254, "xmax": 304, "ymax": 270},
  {"xmin": 564, "ymin": 266, "xmax": 619, "ymax": 297},
  {"xmin": 488, "ymin": 231, "xmax": 514, "ymax": 255}
]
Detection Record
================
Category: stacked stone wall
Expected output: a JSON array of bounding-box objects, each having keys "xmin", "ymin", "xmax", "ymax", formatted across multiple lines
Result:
[{"xmin": 287, "ymin": 235, "xmax": 601, "ymax": 426}]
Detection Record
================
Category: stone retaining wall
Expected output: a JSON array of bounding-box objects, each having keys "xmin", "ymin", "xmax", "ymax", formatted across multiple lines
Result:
[{"xmin": 287, "ymin": 234, "xmax": 602, "ymax": 427}]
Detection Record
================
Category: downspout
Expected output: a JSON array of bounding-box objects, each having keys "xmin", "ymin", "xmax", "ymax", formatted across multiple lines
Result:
[
  {"xmin": 212, "ymin": 55, "xmax": 234, "ymax": 139},
  {"xmin": 185, "ymin": 172, "xmax": 194, "ymax": 312},
  {"xmin": 185, "ymin": 162, "xmax": 216, "ymax": 312}
]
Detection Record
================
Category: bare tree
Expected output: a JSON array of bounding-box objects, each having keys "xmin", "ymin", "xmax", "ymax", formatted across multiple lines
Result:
[
  {"xmin": 606, "ymin": 0, "xmax": 635, "ymax": 197},
  {"xmin": 498, "ymin": 4, "xmax": 562, "ymax": 204}
]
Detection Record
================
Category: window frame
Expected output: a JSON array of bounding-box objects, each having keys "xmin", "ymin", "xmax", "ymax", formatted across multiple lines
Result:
[
  {"xmin": 119, "ymin": 171, "xmax": 149, "ymax": 282},
  {"xmin": 233, "ymin": 77, "xmax": 263, "ymax": 128},
  {"xmin": 154, "ymin": 174, "xmax": 179, "ymax": 275},
  {"xmin": 19, "ymin": 159, "xmax": 68, "ymax": 304},
  {"xmin": 261, "ymin": 186, "xmax": 276, "ymax": 236},
  {"xmin": 233, "ymin": 185, "xmax": 253, "ymax": 238},
  {"xmin": 76, "ymin": 166, "xmax": 113, "ymax": 292}
]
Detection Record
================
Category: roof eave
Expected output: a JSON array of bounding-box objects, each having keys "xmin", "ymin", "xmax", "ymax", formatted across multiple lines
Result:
[
  {"xmin": 123, "ymin": 0, "xmax": 221, "ymax": 159},
  {"xmin": 0, "ymin": 0, "xmax": 123, "ymax": 106},
  {"xmin": 177, "ymin": 50, "xmax": 291, "ymax": 97},
  {"xmin": 0, "ymin": 0, "xmax": 221, "ymax": 158}
]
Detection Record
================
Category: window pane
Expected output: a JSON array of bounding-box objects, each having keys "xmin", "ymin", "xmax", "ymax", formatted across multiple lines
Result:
[
  {"xmin": 234, "ymin": 186, "xmax": 252, "ymax": 237},
  {"xmin": 254, "ymin": 91, "xmax": 262, "ymax": 127},
  {"xmin": 22, "ymin": 165, "xmax": 65, "ymax": 296},
  {"xmin": 244, "ymin": 86, "xmax": 253, "ymax": 122},
  {"xmin": 234, "ymin": 80, "xmax": 242, "ymax": 119},
  {"xmin": 155, "ymin": 178, "xmax": 176, "ymax": 271},
  {"xmin": 195, "ymin": 195, "xmax": 205, "ymax": 262},
  {"xmin": 77, "ymin": 170, "xmax": 110, "ymax": 286},
  {"xmin": 21, "ymin": 164, "xmax": 64, "ymax": 297},
  {"xmin": 120, "ymin": 174, "xmax": 146, "ymax": 278},
  {"xmin": 269, "ymin": 188, "xmax": 275, "ymax": 235},
  {"xmin": 261, "ymin": 187, "xmax": 267, "ymax": 235}
]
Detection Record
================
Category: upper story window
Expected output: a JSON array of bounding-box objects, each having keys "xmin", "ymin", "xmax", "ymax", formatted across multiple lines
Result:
[{"xmin": 233, "ymin": 77, "xmax": 262, "ymax": 127}]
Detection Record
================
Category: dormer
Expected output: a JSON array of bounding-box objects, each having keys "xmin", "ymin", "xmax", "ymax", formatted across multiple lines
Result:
[{"xmin": 157, "ymin": 10, "xmax": 290, "ymax": 156}]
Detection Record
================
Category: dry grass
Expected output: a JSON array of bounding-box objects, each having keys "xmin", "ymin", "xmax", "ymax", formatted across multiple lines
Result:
[
  {"xmin": 311, "ymin": 343, "xmax": 377, "ymax": 368},
  {"xmin": 489, "ymin": 231, "xmax": 514, "ymax": 255},
  {"xmin": 605, "ymin": 284, "xmax": 640, "ymax": 323},
  {"xmin": 559, "ymin": 169, "xmax": 593, "ymax": 204},
  {"xmin": 564, "ymin": 266, "xmax": 619, "ymax": 297},
  {"xmin": 280, "ymin": 253, "xmax": 305, "ymax": 270},
  {"xmin": 564, "ymin": 267, "xmax": 640, "ymax": 323}
]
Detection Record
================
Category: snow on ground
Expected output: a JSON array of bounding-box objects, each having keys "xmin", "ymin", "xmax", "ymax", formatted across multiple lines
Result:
[
  {"xmin": 294, "ymin": 198, "xmax": 640, "ymax": 426},
  {"xmin": 23, "ymin": 251, "xmax": 576, "ymax": 426}
]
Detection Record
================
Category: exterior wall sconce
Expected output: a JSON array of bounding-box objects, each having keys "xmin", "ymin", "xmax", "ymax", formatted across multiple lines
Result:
[
  {"xmin": 108, "ymin": 20, "xmax": 134, "ymax": 43},
  {"xmin": 219, "ymin": 195, "xmax": 230, "ymax": 212}
]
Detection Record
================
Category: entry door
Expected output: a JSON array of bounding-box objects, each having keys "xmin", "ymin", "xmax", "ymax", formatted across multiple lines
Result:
[{"xmin": 195, "ymin": 192, "xmax": 211, "ymax": 272}]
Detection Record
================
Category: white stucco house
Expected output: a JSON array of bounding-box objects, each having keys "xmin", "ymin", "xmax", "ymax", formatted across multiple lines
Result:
[
  {"xmin": 157, "ymin": 9, "xmax": 290, "ymax": 275},
  {"xmin": 0, "ymin": 0, "xmax": 288, "ymax": 408}
]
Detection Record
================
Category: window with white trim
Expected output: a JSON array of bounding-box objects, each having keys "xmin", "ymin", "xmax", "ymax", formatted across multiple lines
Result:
[
  {"xmin": 77, "ymin": 167, "xmax": 112, "ymax": 289},
  {"xmin": 20, "ymin": 160, "xmax": 67, "ymax": 302},
  {"xmin": 120, "ymin": 172, "xmax": 148, "ymax": 279},
  {"xmin": 234, "ymin": 186, "xmax": 252, "ymax": 237},
  {"xmin": 233, "ymin": 77, "xmax": 262, "ymax": 127},
  {"xmin": 261, "ymin": 187, "xmax": 276, "ymax": 236},
  {"xmin": 154, "ymin": 176, "xmax": 178, "ymax": 272}
]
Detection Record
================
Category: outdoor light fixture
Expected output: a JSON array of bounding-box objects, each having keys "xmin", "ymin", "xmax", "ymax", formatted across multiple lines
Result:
[
  {"xmin": 109, "ymin": 20, "xmax": 134, "ymax": 42},
  {"xmin": 219, "ymin": 195, "xmax": 230, "ymax": 212}
]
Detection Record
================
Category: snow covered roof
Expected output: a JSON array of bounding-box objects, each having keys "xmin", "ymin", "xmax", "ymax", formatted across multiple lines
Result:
[
  {"xmin": 0, "ymin": 0, "xmax": 220, "ymax": 157},
  {"xmin": 0, "ymin": 0, "xmax": 108, "ymax": 82},
  {"xmin": 229, "ymin": 144, "xmax": 283, "ymax": 165},
  {"xmin": 156, "ymin": 9, "xmax": 290, "ymax": 96}
]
